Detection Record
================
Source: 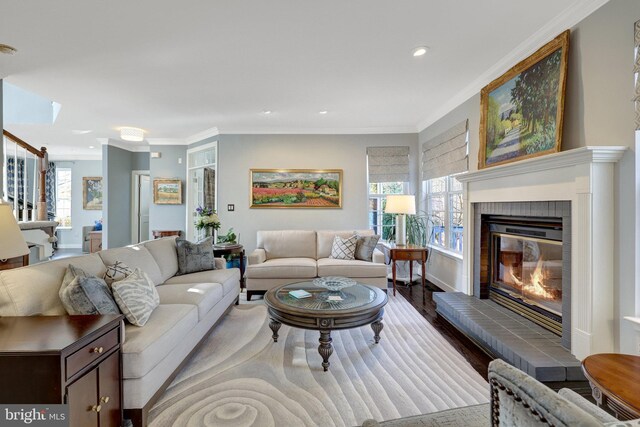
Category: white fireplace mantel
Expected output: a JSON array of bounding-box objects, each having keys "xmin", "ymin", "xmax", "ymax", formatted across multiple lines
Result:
[{"xmin": 456, "ymin": 146, "xmax": 627, "ymax": 360}]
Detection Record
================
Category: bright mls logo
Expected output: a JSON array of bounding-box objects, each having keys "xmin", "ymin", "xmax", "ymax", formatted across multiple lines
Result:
[{"xmin": 0, "ymin": 405, "xmax": 68, "ymax": 426}]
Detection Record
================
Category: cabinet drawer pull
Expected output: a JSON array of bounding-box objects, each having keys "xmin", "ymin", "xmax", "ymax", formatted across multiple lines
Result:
[
  {"xmin": 91, "ymin": 346, "xmax": 104, "ymax": 354},
  {"xmin": 100, "ymin": 396, "xmax": 110, "ymax": 404},
  {"xmin": 91, "ymin": 404, "xmax": 102, "ymax": 413}
]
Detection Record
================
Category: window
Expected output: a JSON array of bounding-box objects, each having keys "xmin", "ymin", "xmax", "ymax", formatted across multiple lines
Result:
[
  {"xmin": 368, "ymin": 182, "xmax": 407, "ymax": 240},
  {"xmin": 55, "ymin": 168, "xmax": 72, "ymax": 227},
  {"xmin": 424, "ymin": 176, "xmax": 463, "ymax": 252}
]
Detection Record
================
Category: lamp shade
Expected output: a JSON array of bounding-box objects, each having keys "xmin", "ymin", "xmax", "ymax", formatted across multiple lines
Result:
[
  {"xmin": 0, "ymin": 203, "xmax": 29, "ymax": 260},
  {"xmin": 385, "ymin": 195, "xmax": 416, "ymax": 215}
]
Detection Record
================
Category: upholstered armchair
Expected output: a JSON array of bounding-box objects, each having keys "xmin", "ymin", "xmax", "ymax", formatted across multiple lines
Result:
[
  {"xmin": 82, "ymin": 225, "xmax": 95, "ymax": 253},
  {"xmin": 362, "ymin": 359, "xmax": 626, "ymax": 427}
]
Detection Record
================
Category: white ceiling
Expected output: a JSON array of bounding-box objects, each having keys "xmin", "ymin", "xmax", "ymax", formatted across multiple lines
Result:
[{"xmin": 0, "ymin": 0, "xmax": 607, "ymax": 159}]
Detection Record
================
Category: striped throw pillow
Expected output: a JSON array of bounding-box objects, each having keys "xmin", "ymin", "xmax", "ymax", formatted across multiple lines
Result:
[{"xmin": 111, "ymin": 268, "xmax": 160, "ymax": 326}]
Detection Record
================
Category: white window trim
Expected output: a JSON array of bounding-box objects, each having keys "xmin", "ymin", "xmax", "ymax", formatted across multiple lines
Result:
[
  {"xmin": 185, "ymin": 141, "xmax": 218, "ymax": 241},
  {"xmin": 367, "ymin": 182, "xmax": 409, "ymax": 239},
  {"xmin": 55, "ymin": 167, "xmax": 72, "ymax": 227},
  {"xmin": 424, "ymin": 176, "xmax": 463, "ymax": 253}
]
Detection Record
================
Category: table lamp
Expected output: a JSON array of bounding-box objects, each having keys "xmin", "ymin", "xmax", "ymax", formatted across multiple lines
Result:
[
  {"xmin": 385, "ymin": 195, "xmax": 416, "ymax": 246},
  {"xmin": 0, "ymin": 202, "xmax": 29, "ymax": 262}
]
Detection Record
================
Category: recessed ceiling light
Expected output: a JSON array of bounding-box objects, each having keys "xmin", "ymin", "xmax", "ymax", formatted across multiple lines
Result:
[
  {"xmin": 120, "ymin": 127, "xmax": 145, "ymax": 142},
  {"xmin": 0, "ymin": 44, "xmax": 17, "ymax": 55},
  {"xmin": 89, "ymin": 146, "xmax": 95, "ymax": 149},
  {"xmin": 71, "ymin": 130, "xmax": 92, "ymax": 135},
  {"xmin": 412, "ymin": 46, "xmax": 429, "ymax": 57},
  {"xmin": 319, "ymin": 110, "xmax": 328, "ymax": 115},
  {"xmin": 262, "ymin": 110, "xmax": 272, "ymax": 115}
]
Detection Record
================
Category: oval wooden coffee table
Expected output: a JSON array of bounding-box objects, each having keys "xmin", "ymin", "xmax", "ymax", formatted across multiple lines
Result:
[{"xmin": 264, "ymin": 280, "xmax": 388, "ymax": 371}]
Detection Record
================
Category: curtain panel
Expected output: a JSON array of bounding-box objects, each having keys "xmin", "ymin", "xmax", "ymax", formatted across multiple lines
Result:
[
  {"xmin": 367, "ymin": 146, "xmax": 410, "ymax": 183},
  {"xmin": 421, "ymin": 119, "xmax": 468, "ymax": 181}
]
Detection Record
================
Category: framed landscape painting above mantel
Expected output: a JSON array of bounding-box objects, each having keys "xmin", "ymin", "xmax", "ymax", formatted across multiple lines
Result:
[
  {"xmin": 479, "ymin": 30, "xmax": 570, "ymax": 169},
  {"xmin": 250, "ymin": 169, "xmax": 342, "ymax": 208}
]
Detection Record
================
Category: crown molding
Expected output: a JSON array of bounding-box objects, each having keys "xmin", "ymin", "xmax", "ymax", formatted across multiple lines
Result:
[
  {"xmin": 100, "ymin": 138, "xmax": 150, "ymax": 152},
  {"xmin": 185, "ymin": 126, "xmax": 220, "ymax": 144},
  {"xmin": 219, "ymin": 126, "xmax": 417, "ymax": 135},
  {"xmin": 146, "ymin": 138, "xmax": 188, "ymax": 146},
  {"xmin": 416, "ymin": 0, "xmax": 611, "ymax": 132}
]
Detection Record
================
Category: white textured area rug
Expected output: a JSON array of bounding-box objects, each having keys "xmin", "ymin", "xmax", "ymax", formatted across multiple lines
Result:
[{"xmin": 148, "ymin": 294, "xmax": 489, "ymax": 427}]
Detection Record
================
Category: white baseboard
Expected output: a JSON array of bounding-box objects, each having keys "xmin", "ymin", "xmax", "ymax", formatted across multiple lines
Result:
[
  {"xmin": 425, "ymin": 272, "xmax": 457, "ymax": 293},
  {"xmin": 56, "ymin": 244, "xmax": 82, "ymax": 249}
]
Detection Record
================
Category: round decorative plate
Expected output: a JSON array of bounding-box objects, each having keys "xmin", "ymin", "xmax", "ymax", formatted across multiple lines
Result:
[{"xmin": 312, "ymin": 276, "xmax": 356, "ymax": 291}]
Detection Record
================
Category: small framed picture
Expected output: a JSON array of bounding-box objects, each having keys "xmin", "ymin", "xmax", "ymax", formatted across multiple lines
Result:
[
  {"xmin": 83, "ymin": 177, "xmax": 103, "ymax": 210},
  {"xmin": 153, "ymin": 178, "xmax": 182, "ymax": 205}
]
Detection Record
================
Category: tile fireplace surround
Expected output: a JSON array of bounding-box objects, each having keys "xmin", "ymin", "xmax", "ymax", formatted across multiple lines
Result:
[{"xmin": 456, "ymin": 146, "xmax": 626, "ymax": 361}]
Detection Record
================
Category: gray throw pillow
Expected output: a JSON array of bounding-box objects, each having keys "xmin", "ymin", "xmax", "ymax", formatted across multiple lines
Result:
[
  {"xmin": 175, "ymin": 237, "xmax": 216, "ymax": 275},
  {"xmin": 330, "ymin": 235, "xmax": 358, "ymax": 260},
  {"xmin": 103, "ymin": 261, "xmax": 133, "ymax": 285},
  {"xmin": 111, "ymin": 268, "xmax": 160, "ymax": 326},
  {"xmin": 59, "ymin": 275, "xmax": 120, "ymax": 315},
  {"xmin": 355, "ymin": 234, "xmax": 381, "ymax": 261}
]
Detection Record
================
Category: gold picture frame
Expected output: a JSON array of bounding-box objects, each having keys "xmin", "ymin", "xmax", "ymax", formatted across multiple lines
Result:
[
  {"xmin": 250, "ymin": 169, "xmax": 343, "ymax": 209},
  {"xmin": 153, "ymin": 178, "xmax": 182, "ymax": 205},
  {"xmin": 82, "ymin": 177, "xmax": 103, "ymax": 210},
  {"xmin": 479, "ymin": 30, "xmax": 569, "ymax": 169}
]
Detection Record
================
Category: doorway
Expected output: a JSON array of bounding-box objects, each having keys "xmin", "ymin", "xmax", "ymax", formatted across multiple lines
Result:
[
  {"xmin": 186, "ymin": 142, "xmax": 217, "ymax": 241},
  {"xmin": 132, "ymin": 170, "xmax": 150, "ymax": 243}
]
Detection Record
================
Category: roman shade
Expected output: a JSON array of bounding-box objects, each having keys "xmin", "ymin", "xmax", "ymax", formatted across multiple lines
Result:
[
  {"xmin": 635, "ymin": 20, "xmax": 640, "ymax": 130},
  {"xmin": 421, "ymin": 119, "xmax": 468, "ymax": 181},
  {"xmin": 367, "ymin": 146, "xmax": 410, "ymax": 183}
]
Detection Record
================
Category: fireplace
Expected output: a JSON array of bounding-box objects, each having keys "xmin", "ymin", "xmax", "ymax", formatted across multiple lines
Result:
[{"xmin": 488, "ymin": 217, "xmax": 563, "ymax": 335}]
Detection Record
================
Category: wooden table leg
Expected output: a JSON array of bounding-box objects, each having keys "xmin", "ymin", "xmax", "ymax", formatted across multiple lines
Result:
[
  {"xmin": 421, "ymin": 256, "xmax": 426, "ymax": 292},
  {"xmin": 392, "ymin": 259, "xmax": 397, "ymax": 296},
  {"xmin": 318, "ymin": 330, "xmax": 333, "ymax": 371}
]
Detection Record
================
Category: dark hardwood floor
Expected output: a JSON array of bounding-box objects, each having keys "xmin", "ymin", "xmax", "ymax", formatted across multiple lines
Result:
[{"xmin": 393, "ymin": 280, "xmax": 494, "ymax": 380}]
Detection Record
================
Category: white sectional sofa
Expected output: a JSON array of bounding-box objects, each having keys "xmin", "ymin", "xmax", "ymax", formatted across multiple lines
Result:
[
  {"xmin": 0, "ymin": 236, "xmax": 240, "ymax": 426},
  {"xmin": 246, "ymin": 230, "xmax": 388, "ymax": 300}
]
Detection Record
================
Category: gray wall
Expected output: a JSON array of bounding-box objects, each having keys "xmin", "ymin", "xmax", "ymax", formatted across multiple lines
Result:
[
  {"xmin": 0, "ymin": 79, "xmax": 3, "ymax": 198},
  {"xmin": 103, "ymin": 144, "xmax": 135, "ymax": 249},
  {"xmin": 54, "ymin": 160, "xmax": 103, "ymax": 248},
  {"xmin": 133, "ymin": 152, "xmax": 150, "ymax": 171},
  {"xmin": 149, "ymin": 145, "xmax": 187, "ymax": 234},
  {"xmin": 418, "ymin": 0, "xmax": 640, "ymax": 353},
  {"xmin": 208, "ymin": 133, "xmax": 419, "ymax": 252}
]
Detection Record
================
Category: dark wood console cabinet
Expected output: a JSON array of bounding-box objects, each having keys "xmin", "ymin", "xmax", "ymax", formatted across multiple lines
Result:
[{"xmin": 0, "ymin": 315, "xmax": 124, "ymax": 427}]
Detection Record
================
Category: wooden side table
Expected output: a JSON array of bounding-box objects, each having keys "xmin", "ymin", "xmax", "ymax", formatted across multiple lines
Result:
[
  {"xmin": 0, "ymin": 253, "xmax": 29, "ymax": 270},
  {"xmin": 380, "ymin": 241, "xmax": 428, "ymax": 296},
  {"xmin": 213, "ymin": 244, "xmax": 246, "ymax": 289},
  {"xmin": 582, "ymin": 353, "xmax": 640, "ymax": 420},
  {"xmin": 0, "ymin": 315, "xmax": 124, "ymax": 427},
  {"xmin": 152, "ymin": 230, "xmax": 182, "ymax": 239},
  {"xmin": 89, "ymin": 231, "xmax": 103, "ymax": 253}
]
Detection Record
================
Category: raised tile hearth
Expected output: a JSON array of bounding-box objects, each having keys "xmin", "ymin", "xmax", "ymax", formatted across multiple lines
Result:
[{"xmin": 435, "ymin": 292, "xmax": 583, "ymax": 382}]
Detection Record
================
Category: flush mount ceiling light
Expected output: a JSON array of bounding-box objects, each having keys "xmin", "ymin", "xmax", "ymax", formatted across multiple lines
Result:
[
  {"xmin": 120, "ymin": 127, "xmax": 145, "ymax": 142},
  {"xmin": 319, "ymin": 110, "xmax": 328, "ymax": 115},
  {"xmin": 412, "ymin": 46, "xmax": 429, "ymax": 57},
  {"xmin": 0, "ymin": 44, "xmax": 17, "ymax": 55},
  {"xmin": 262, "ymin": 110, "xmax": 272, "ymax": 115}
]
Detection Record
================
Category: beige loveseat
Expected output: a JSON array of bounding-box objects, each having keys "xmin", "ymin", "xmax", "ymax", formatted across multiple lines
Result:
[
  {"xmin": 246, "ymin": 230, "xmax": 387, "ymax": 300},
  {"xmin": 0, "ymin": 236, "xmax": 240, "ymax": 426}
]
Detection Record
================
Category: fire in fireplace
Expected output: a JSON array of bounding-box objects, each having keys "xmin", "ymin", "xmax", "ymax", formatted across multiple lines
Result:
[{"xmin": 488, "ymin": 218, "xmax": 563, "ymax": 335}]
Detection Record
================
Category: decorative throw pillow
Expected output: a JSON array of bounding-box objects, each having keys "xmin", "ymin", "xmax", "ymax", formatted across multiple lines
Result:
[
  {"xmin": 330, "ymin": 235, "xmax": 358, "ymax": 260},
  {"xmin": 59, "ymin": 274, "xmax": 120, "ymax": 315},
  {"xmin": 355, "ymin": 234, "xmax": 381, "ymax": 262},
  {"xmin": 111, "ymin": 268, "xmax": 160, "ymax": 326},
  {"xmin": 103, "ymin": 261, "xmax": 133, "ymax": 285},
  {"xmin": 175, "ymin": 237, "xmax": 216, "ymax": 275},
  {"xmin": 59, "ymin": 264, "xmax": 89, "ymax": 310}
]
